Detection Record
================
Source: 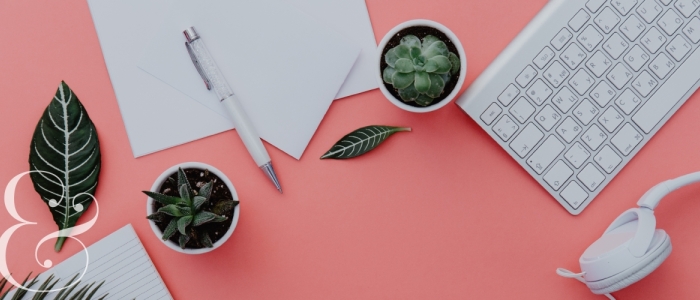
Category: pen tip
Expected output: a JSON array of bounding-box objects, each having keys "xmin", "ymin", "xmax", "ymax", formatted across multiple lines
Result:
[{"xmin": 260, "ymin": 162, "xmax": 282, "ymax": 193}]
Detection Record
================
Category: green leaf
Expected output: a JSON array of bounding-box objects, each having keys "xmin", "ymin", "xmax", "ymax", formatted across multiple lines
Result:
[
  {"xmin": 176, "ymin": 168, "xmax": 193, "ymax": 201},
  {"xmin": 158, "ymin": 204, "xmax": 183, "ymax": 217},
  {"xmin": 409, "ymin": 47, "xmax": 421, "ymax": 59},
  {"xmin": 198, "ymin": 181, "xmax": 213, "ymax": 202},
  {"xmin": 414, "ymin": 72, "xmax": 431, "ymax": 93},
  {"xmin": 398, "ymin": 85, "xmax": 419, "ymax": 102},
  {"xmin": 400, "ymin": 35, "xmax": 421, "ymax": 48},
  {"xmin": 412, "ymin": 55, "xmax": 426, "ymax": 67},
  {"xmin": 28, "ymin": 81, "xmax": 101, "ymax": 252},
  {"xmin": 193, "ymin": 196, "xmax": 207, "ymax": 211},
  {"xmin": 320, "ymin": 126, "xmax": 412, "ymax": 159},
  {"xmin": 394, "ymin": 58, "xmax": 414, "ymax": 73},
  {"xmin": 394, "ymin": 45, "xmax": 411, "ymax": 59},
  {"xmin": 426, "ymin": 74, "xmax": 446, "ymax": 98},
  {"xmin": 162, "ymin": 218, "xmax": 178, "ymax": 241},
  {"xmin": 415, "ymin": 94, "xmax": 435, "ymax": 107},
  {"xmin": 212, "ymin": 199, "xmax": 238, "ymax": 216},
  {"xmin": 384, "ymin": 48, "xmax": 399, "ymax": 68},
  {"xmin": 54, "ymin": 274, "xmax": 79, "ymax": 300},
  {"xmin": 429, "ymin": 56, "xmax": 452, "ymax": 74},
  {"xmin": 423, "ymin": 41, "xmax": 448, "ymax": 59},
  {"xmin": 177, "ymin": 215, "xmax": 192, "ymax": 235},
  {"xmin": 177, "ymin": 206, "xmax": 192, "ymax": 216},
  {"xmin": 382, "ymin": 67, "xmax": 396, "ymax": 84},
  {"xmin": 179, "ymin": 234, "xmax": 190, "ymax": 249},
  {"xmin": 146, "ymin": 212, "xmax": 168, "ymax": 223},
  {"xmin": 178, "ymin": 183, "xmax": 191, "ymax": 206},
  {"xmin": 85, "ymin": 281, "xmax": 106, "ymax": 300},
  {"xmin": 199, "ymin": 232, "xmax": 213, "ymax": 248},
  {"xmin": 192, "ymin": 211, "xmax": 225, "ymax": 226},
  {"xmin": 448, "ymin": 52, "xmax": 461, "ymax": 75},
  {"xmin": 421, "ymin": 35, "xmax": 441, "ymax": 51},
  {"xmin": 391, "ymin": 71, "xmax": 414, "ymax": 89},
  {"xmin": 142, "ymin": 191, "xmax": 183, "ymax": 206},
  {"xmin": 424, "ymin": 58, "xmax": 438, "ymax": 73}
]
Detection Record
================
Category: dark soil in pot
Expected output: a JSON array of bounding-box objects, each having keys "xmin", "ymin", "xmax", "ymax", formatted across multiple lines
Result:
[
  {"xmin": 380, "ymin": 25, "xmax": 462, "ymax": 108},
  {"xmin": 152, "ymin": 168, "xmax": 236, "ymax": 249}
]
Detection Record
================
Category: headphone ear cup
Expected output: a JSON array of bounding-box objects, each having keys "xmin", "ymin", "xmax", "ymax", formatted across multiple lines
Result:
[{"xmin": 586, "ymin": 231, "xmax": 671, "ymax": 295}]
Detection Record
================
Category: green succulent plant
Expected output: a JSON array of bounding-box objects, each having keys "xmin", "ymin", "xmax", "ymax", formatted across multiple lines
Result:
[
  {"xmin": 383, "ymin": 34, "xmax": 461, "ymax": 106},
  {"xmin": 145, "ymin": 168, "xmax": 237, "ymax": 249}
]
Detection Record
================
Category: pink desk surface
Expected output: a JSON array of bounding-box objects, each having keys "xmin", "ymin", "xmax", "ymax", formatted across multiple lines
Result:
[{"xmin": 2, "ymin": 0, "xmax": 700, "ymax": 299}]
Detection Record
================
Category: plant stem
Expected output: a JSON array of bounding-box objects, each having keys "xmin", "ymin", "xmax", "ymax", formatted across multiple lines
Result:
[{"xmin": 54, "ymin": 236, "xmax": 67, "ymax": 252}]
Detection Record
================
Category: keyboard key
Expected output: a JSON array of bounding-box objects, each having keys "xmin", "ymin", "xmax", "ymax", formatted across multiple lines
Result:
[
  {"xmin": 578, "ymin": 25, "xmax": 605, "ymax": 51},
  {"xmin": 587, "ymin": 0, "xmax": 607, "ymax": 13},
  {"xmin": 684, "ymin": 17, "xmax": 700, "ymax": 43},
  {"xmin": 535, "ymin": 105, "xmax": 562, "ymax": 131},
  {"xmin": 552, "ymin": 87, "xmax": 579, "ymax": 113},
  {"xmin": 570, "ymin": 9, "xmax": 592, "ymax": 32},
  {"xmin": 578, "ymin": 163, "xmax": 606, "ymax": 191},
  {"xmin": 566, "ymin": 142, "xmax": 591, "ymax": 168},
  {"xmin": 557, "ymin": 117, "xmax": 584, "ymax": 143},
  {"xmin": 615, "ymin": 88, "xmax": 643, "ymax": 114},
  {"xmin": 595, "ymin": 145, "xmax": 623, "ymax": 173},
  {"xmin": 528, "ymin": 135, "xmax": 565, "ymax": 174},
  {"xmin": 658, "ymin": 9, "xmax": 683, "ymax": 35},
  {"xmin": 611, "ymin": 123, "xmax": 643, "ymax": 155},
  {"xmin": 590, "ymin": 81, "xmax": 617, "ymax": 107},
  {"xmin": 551, "ymin": 28, "xmax": 574, "ymax": 50},
  {"xmin": 586, "ymin": 51, "xmax": 613, "ymax": 77},
  {"xmin": 561, "ymin": 181, "xmax": 588, "ymax": 209},
  {"xmin": 675, "ymin": 0, "xmax": 700, "ymax": 18},
  {"xmin": 527, "ymin": 79, "xmax": 553, "ymax": 105},
  {"xmin": 649, "ymin": 53, "xmax": 675, "ymax": 79},
  {"xmin": 510, "ymin": 97, "xmax": 536, "ymax": 123},
  {"xmin": 612, "ymin": 0, "xmax": 639, "ymax": 16},
  {"xmin": 574, "ymin": 99, "xmax": 599, "ymax": 125},
  {"xmin": 582, "ymin": 124, "xmax": 607, "ymax": 150},
  {"xmin": 632, "ymin": 71, "xmax": 658, "ymax": 97},
  {"xmin": 621, "ymin": 15, "xmax": 646, "ymax": 41},
  {"xmin": 640, "ymin": 27, "xmax": 667, "ymax": 53},
  {"xmin": 599, "ymin": 106, "xmax": 625, "ymax": 132},
  {"xmin": 481, "ymin": 103, "xmax": 502, "ymax": 125},
  {"xmin": 544, "ymin": 160, "xmax": 574, "ymax": 191},
  {"xmin": 516, "ymin": 65, "xmax": 538, "ymax": 87},
  {"xmin": 510, "ymin": 123, "xmax": 544, "ymax": 158},
  {"xmin": 624, "ymin": 45, "xmax": 651, "ymax": 71},
  {"xmin": 595, "ymin": 7, "xmax": 622, "ymax": 33},
  {"xmin": 637, "ymin": 0, "xmax": 664, "ymax": 23},
  {"xmin": 569, "ymin": 69, "xmax": 596, "ymax": 95},
  {"xmin": 493, "ymin": 115, "xmax": 519, "ymax": 141},
  {"xmin": 544, "ymin": 61, "xmax": 570, "ymax": 88},
  {"xmin": 533, "ymin": 47, "xmax": 556, "ymax": 69},
  {"xmin": 604, "ymin": 33, "xmax": 630, "ymax": 59},
  {"xmin": 561, "ymin": 44, "xmax": 587, "ymax": 69},
  {"xmin": 607, "ymin": 63, "xmax": 634, "ymax": 89},
  {"xmin": 498, "ymin": 84, "xmax": 520, "ymax": 106},
  {"xmin": 666, "ymin": 35, "xmax": 692, "ymax": 61},
  {"xmin": 658, "ymin": 0, "xmax": 672, "ymax": 5}
]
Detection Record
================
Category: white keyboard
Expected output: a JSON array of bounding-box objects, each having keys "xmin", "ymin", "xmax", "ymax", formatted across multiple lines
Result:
[{"xmin": 457, "ymin": 0, "xmax": 700, "ymax": 215}]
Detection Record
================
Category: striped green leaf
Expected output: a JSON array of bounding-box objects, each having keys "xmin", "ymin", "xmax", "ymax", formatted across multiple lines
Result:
[
  {"xmin": 28, "ymin": 81, "xmax": 101, "ymax": 252},
  {"xmin": 320, "ymin": 126, "xmax": 411, "ymax": 160}
]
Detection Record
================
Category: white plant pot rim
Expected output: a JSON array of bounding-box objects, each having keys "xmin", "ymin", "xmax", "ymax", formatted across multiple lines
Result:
[
  {"xmin": 376, "ymin": 19, "xmax": 467, "ymax": 113},
  {"xmin": 146, "ymin": 162, "xmax": 240, "ymax": 255}
]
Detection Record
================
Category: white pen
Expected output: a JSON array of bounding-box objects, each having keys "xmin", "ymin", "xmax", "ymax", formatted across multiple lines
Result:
[{"xmin": 184, "ymin": 26, "xmax": 282, "ymax": 193}]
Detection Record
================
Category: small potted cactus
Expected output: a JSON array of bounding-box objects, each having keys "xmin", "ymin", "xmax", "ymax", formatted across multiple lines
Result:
[
  {"xmin": 145, "ymin": 162, "xmax": 240, "ymax": 254},
  {"xmin": 377, "ymin": 19, "xmax": 467, "ymax": 113}
]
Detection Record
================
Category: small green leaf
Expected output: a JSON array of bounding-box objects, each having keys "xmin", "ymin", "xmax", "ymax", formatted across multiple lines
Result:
[
  {"xmin": 146, "ymin": 212, "xmax": 168, "ymax": 223},
  {"xmin": 193, "ymin": 211, "xmax": 220, "ymax": 226},
  {"xmin": 412, "ymin": 55, "xmax": 426, "ymax": 67},
  {"xmin": 178, "ymin": 234, "xmax": 190, "ymax": 249},
  {"xmin": 158, "ymin": 204, "xmax": 183, "ymax": 217},
  {"xmin": 409, "ymin": 46, "xmax": 421, "ymax": 59},
  {"xmin": 424, "ymin": 59, "xmax": 438, "ymax": 73},
  {"xmin": 162, "ymin": 218, "xmax": 177, "ymax": 241},
  {"xmin": 394, "ymin": 58, "xmax": 414, "ymax": 73},
  {"xmin": 400, "ymin": 35, "xmax": 421, "ymax": 48},
  {"xmin": 177, "ymin": 168, "xmax": 193, "ymax": 200},
  {"xmin": 413, "ymin": 65, "xmax": 425, "ymax": 72},
  {"xmin": 429, "ymin": 56, "xmax": 452, "ymax": 74},
  {"xmin": 177, "ymin": 215, "xmax": 192, "ymax": 235},
  {"xmin": 448, "ymin": 52, "xmax": 461, "ymax": 75},
  {"xmin": 398, "ymin": 85, "xmax": 419, "ymax": 102},
  {"xmin": 382, "ymin": 67, "xmax": 396, "ymax": 84},
  {"xmin": 177, "ymin": 206, "xmax": 192, "ymax": 216},
  {"xmin": 391, "ymin": 71, "xmax": 415, "ymax": 89},
  {"xmin": 415, "ymin": 94, "xmax": 435, "ymax": 106},
  {"xmin": 178, "ymin": 184, "xmax": 191, "ymax": 205},
  {"xmin": 421, "ymin": 35, "xmax": 441, "ymax": 51},
  {"xmin": 414, "ymin": 72, "xmax": 431, "ymax": 93},
  {"xmin": 423, "ymin": 41, "xmax": 448, "ymax": 59},
  {"xmin": 193, "ymin": 196, "xmax": 207, "ymax": 211},
  {"xmin": 320, "ymin": 126, "xmax": 412, "ymax": 159},
  {"xmin": 200, "ymin": 232, "xmax": 213, "ymax": 248},
  {"xmin": 212, "ymin": 199, "xmax": 238, "ymax": 215},
  {"xmin": 199, "ymin": 181, "xmax": 213, "ymax": 202},
  {"xmin": 394, "ymin": 45, "xmax": 411, "ymax": 59},
  {"xmin": 384, "ymin": 48, "xmax": 399, "ymax": 68},
  {"xmin": 142, "ymin": 191, "xmax": 183, "ymax": 206},
  {"xmin": 426, "ymin": 74, "xmax": 446, "ymax": 98}
]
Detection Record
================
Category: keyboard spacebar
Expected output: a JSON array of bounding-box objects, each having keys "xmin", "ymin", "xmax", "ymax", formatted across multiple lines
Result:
[{"xmin": 632, "ymin": 49, "xmax": 700, "ymax": 134}]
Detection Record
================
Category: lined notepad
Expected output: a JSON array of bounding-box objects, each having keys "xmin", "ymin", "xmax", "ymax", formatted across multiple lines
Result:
[{"xmin": 10, "ymin": 224, "xmax": 172, "ymax": 299}]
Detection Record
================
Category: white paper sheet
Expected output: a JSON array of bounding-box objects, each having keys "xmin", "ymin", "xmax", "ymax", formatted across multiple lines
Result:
[{"xmin": 6, "ymin": 225, "xmax": 172, "ymax": 300}]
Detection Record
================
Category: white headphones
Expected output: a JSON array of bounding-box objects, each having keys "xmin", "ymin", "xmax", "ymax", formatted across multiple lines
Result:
[{"xmin": 557, "ymin": 172, "xmax": 700, "ymax": 299}]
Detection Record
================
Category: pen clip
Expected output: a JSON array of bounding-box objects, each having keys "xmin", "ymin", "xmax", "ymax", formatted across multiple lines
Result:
[{"xmin": 185, "ymin": 41, "xmax": 212, "ymax": 90}]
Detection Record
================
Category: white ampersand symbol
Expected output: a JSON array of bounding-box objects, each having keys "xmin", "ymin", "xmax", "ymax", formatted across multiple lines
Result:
[{"xmin": 0, "ymin": 171, "xmax": 99, "ymax": 293}]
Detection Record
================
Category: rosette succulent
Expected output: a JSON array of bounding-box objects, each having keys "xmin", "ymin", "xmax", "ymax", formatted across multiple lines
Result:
[{"xmin": 383, "ymin": 34, "xmax": 460, "ymax": 106}]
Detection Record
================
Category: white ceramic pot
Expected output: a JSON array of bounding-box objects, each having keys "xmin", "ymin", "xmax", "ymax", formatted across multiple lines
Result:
[
  {"xmin": 146, "ymin": 162, "xmax": 240, "ymax": 254},
  {"xmin": 376, "ymin": 19, "xmax": 467, "ymax": 113}
]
